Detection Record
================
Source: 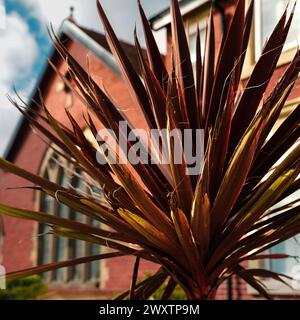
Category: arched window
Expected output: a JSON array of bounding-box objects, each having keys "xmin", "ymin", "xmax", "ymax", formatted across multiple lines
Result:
[{"xmin": 37, "ymin": 149, "xmax": 102, "ymax": 287}]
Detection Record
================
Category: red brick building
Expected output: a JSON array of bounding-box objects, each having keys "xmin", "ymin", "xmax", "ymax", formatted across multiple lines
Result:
[
  {"xmin": 0, "ymin": 0, "xmax": 299, "ymax": 299},
  {"xmin": 0, "ymin": 18, "xmax": 157, "ymax": 299}
]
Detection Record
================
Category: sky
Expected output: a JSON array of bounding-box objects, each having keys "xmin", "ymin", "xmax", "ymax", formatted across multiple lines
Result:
[{"xmin": 0, "ymin": 0, "xmax": 171, "ymax": 156}]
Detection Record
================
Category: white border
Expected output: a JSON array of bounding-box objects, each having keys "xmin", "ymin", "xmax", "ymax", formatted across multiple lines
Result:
[{"xmin": 151, "ymin": 0, "xmax": 208, "ymax": 30}]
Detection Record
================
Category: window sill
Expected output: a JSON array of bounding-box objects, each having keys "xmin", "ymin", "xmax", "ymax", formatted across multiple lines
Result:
[
  {"xmin": 241, "ymin": 46, "xmax": 298, "ymax": 80},
  {"xmin": 39, "ymin": 289, "xmax": 115, "ymax": 300},
  {"xmin": 46, "ymin": 280, "xmax": 100, "ymax": 290}
]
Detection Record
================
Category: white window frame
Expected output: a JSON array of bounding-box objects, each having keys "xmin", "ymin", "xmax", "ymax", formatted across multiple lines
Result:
[
  {"xmin": 254, "ymin": 0, "xmax": 300, "ymax": 62},
  {"xmin": 188, "ymin": 20, "xmax": 207, "ymax": 65},
  {"xmin": 247, "ymin": 102, "xmax": 300, "ymax": 296}
]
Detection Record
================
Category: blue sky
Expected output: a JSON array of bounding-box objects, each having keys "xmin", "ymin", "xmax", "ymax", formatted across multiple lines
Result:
[
  {"xmin": 0, "ymin": 0, "xmax": 170, "ymax": 155},
  {"xmin": 4, "ymin": 0, "xmax": 52, "ymax": 92}
]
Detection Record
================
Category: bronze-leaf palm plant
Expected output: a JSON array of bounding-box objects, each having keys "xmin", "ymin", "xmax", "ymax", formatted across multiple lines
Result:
[{"xmin": 0, "ymin": 0, "xmax": 300, "ymax": 300}]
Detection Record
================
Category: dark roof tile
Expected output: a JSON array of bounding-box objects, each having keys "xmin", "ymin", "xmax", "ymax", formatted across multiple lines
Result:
[{"xmin": 76, "ymin": 24, "xmax": 148, "ymax": 74}]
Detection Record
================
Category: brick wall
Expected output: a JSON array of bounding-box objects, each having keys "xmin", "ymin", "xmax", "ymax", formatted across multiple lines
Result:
[{"xmin": 0, "ymin": 39, "xmax": 157, "ymax": 295}]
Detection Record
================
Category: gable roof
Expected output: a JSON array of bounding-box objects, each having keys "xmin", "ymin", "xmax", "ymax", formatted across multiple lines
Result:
[
  {"xmin": 3, "ymin": 20, "xmax": 147, "ymax": 161},
  {"xmin": 76, "ymin": 24, "xmax": 147, "ymax": 72},
  {"xmin": 150, "ymin": 0, "xmax": 210, "ymax": 30}
]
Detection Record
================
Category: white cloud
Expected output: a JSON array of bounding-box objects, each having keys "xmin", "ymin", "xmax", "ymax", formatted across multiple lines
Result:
[
  {"xmin": 0, "ymin": 94, "xmax": 21, "ymax": 155},
  {"xmin": 0, "ymin": 0, "xmax": 6, "ymax": 30},
  {"xmin": 0, "ymin": 0, "xmax": 170, "ymax": 155},
  {"xmin": 0, "ymin": 12, "xmax": 39, "ymax": 155},
  {"xmin": 0, "ymin": 12, "xmax": 38, "ymax": 86}
]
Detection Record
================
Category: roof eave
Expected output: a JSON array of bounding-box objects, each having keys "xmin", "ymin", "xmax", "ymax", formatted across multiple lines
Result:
[
  {"xmin": 150, "ymin": 0, "xmax": 209, "ymax": 31},
  {"xmin": 62, "ymin": 20, "xmax": 121, "ymax": 76}
]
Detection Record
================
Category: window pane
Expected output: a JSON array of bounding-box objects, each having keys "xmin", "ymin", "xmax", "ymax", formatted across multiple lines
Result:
[
  {"xmin": 68, "ymin": 240, "xmax": 84, "ymax": 281},
  {"xmin": 284, "ymin": 235, "xmax": 300, "ymax": 275},
  {"xmin": 86, "ymin": 219, "xmax": 100, "ymax": 283},
  {"xmin": 91, "ymin": 186, "xmax": 106, "ymax": 205},
  {"xmin": 270, "ymin": 236, "xmax": 300, "ymax": 275},
  {"xmin": 73, "ymin": 240, "xmax": 84, "ymax": 280},
  {"xmin": 38, "ymin": 193, "xmax": 52, "ymax": 279},
  {"xmin": 68, "ymin": 170, "xmax": 84, "ymax": 281},
  {"xmin": 52, "ymin": 202, "xmax": 67, "ymax": 281},
  {"xmin": 269, "ymin": 242, "xmax": 286, "ymax": 273},
  {"xmin": 260, "ymin": 0, "xmax": 300, "ymax": 49},
  {"xmin": 267, "ymin": 190, "xmax": 300, "ymax": 275},
  {"xmin": 37, "ymin": 223, "xmax": 50, "ymax": 265},
  {"xmin": 52, "ymin": 169, "xmax": 68, "ymax": 281},
  {"xmin": 89, "ymin": 243, "xmax": 100, "ymax": 282},
  {"xmin": 68, "ymin": 210, "xmax": 84, "ymax": 281},
  {"xmin": 189, "ymin": 28, "xmax": 206, "ymax": 64}
]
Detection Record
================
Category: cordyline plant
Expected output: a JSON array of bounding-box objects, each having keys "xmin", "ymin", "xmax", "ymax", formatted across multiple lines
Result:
[{"xmin": 0, "ymin": 0, "xmax": 300, "ymax": 300}]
